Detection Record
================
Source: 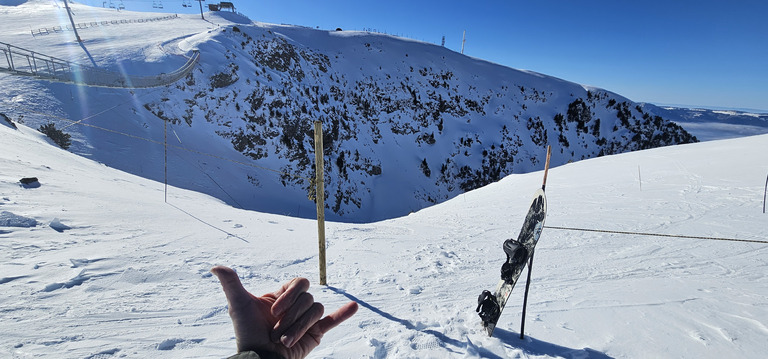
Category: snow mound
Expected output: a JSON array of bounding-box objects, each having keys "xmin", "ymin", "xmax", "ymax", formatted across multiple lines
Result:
[
  {"xmin": 49, "ymin": 218, "xmax": 72, "ymax": 232},
  {"xmin": 0, "ymin": 210, "xmax": 37, "ymax": 227}
]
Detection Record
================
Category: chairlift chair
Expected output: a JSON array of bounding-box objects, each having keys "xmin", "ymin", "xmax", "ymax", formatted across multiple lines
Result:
[
  {"xmin": 108, "ymin": 0, "xmax": 115, "ymax": 9},
  {"xmin": 152, "ymin": 1, "xmax": 158, "ymax": 8},
  {"xmin": 158, "ymin": 1, "xmax": 164, "ymax": 9},
  {"xmin": 118, "ymin": 0, "xmax": 125, "ymax": 10}
]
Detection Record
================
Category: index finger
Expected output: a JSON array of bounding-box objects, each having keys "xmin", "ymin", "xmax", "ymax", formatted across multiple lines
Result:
[{"xmin": 270, "ymin": 277, "xmax": 310, "ymax": 317}]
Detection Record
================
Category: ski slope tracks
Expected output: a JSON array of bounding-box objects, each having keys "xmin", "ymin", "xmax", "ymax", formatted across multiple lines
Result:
[{"xmin": 2, "ymin": 119, "xmax": 767, "ymax": 358}]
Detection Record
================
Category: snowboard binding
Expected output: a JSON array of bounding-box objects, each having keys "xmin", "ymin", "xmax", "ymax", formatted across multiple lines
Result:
[
  {"xmin": 476, "ymin": 290, "xmax": 500, "ymax": 324},
  {"xmin": 500, "ymin": 239, "xmax": 529, "ymax": 283}
]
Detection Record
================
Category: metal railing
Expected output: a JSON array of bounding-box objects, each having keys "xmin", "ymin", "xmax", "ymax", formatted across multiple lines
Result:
[
  {"xmin": 0, "ymin": 41, "xmax": 199, "ymax": 89},
  {"xmin": 0, "ymin": 42, "xmax": 74, "ymax": 80}
]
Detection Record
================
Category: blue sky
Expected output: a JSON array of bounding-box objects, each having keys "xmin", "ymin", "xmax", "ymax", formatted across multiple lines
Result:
[{"xmin": 79, "ymin": 0, "xmax": 767, "ymax": 112}]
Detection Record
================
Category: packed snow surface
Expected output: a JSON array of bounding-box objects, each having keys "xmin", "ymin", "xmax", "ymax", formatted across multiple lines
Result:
[{"xmin": 2, "ymin": 121, "xmax": 767, "ymax": 358}]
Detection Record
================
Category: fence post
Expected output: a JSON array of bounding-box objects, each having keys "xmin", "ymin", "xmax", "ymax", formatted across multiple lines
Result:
[
  {"xmin": 314, "ymin": 121, "xmax": 327, "ymax": 285},
  {"xmin": 7, "ymin": 44, "xmax": 14, "ymax": 71}
]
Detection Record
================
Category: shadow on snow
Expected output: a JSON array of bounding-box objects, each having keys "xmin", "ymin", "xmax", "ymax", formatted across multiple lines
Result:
[
  {"xmin": 493, "ymin": 327, "xmax": 613, "ymax": 359},
  {"xmin": 328, "ymin": 286, "xmax": 613, "ymax": 359}
]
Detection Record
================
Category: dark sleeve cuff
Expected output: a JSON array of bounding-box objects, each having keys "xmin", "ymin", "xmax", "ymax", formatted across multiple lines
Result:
[{"xmin": 227, "ymin": 351, "xmax": 285, "ymax": 359}]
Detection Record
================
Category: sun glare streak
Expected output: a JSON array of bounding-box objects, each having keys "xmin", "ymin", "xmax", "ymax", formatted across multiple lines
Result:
[
  {"xmin": 47, "ymin": 3, "xmax": 89, "ymax": 111},
  {"xmin": 49, "ymin": 1, "xmax": 140, "ymax": 111},
  {"xmin": 115, "ymin": 60, "xmax": 135, "ymax": 88}
]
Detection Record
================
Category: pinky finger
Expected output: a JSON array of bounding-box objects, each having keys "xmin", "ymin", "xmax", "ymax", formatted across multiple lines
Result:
[{"xmin": 314, "ymin": 301, "xmax": 359, "ymax": 335}]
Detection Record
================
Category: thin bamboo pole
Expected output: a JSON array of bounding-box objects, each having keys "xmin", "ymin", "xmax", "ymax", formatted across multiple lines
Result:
[
  {"xmin": 164, "ymin": 118, "xmax": 167, "ymax": 203},
  {"xmin": 763, "ymin": 173, "xmax": 767, "ymax": 214},
  {"xmin": 541, "ymin": 145, "xmax": 552, "ymax": 190}
]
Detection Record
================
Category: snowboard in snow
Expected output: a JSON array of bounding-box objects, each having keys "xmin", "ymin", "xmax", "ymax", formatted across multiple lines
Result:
[{"xmin": 476, "ymin": 187, "xmax": 547, "ymax": 336}]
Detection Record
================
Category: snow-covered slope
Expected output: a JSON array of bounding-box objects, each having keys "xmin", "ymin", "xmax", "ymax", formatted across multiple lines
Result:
[
  {"xmin": 2, "ymin": 110, "xmax": 767, "ymax": 358},
  {"xmin": 1, "ymin": 0, "xmax": 698, "ymax": 223}
]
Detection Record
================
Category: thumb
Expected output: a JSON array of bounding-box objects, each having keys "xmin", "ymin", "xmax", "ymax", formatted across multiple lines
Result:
[{"xmin": 211, "ymin": 266, "xmax": 251, "ymax": 308}]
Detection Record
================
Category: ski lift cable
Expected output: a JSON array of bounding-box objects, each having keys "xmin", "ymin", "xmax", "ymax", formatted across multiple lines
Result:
[
  {"xmin": 61, "ymin": 87, "xmax": 165, "ymax": 130},
  {"xmin": 166, "ymin": 130, "xmax": 246, "ymax": 210},
  {"xmin": 166, "ymin": 201, "xmax": 250, "ymax": 243}
]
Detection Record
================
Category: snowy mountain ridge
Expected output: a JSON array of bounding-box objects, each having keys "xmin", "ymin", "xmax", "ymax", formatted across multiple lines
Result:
[
  {"xmin": 1, "ymin": 1, "xmax": 698, "ymax": 222},
  {"xmin": 644, "ymin": 104, "xmax": 768, "ymax": 141}
]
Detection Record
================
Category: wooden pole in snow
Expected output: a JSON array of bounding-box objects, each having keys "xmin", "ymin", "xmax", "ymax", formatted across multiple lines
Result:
[{"xmin": 314, "ymin": 121, "xmax": 327, "ymax": 285}]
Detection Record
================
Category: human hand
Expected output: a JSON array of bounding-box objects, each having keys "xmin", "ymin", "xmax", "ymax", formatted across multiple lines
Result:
[{"xmin": 211, "ymin": 266, "xmax": 359, "ymax": 359}]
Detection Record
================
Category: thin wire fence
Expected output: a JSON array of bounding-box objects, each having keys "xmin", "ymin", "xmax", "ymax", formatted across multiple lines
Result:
[
  {"xmin": 30, "ymin": 14, "xmax": 180, "ymax": 37},
  {"xmin": 544, "ymin": 225, "xmax": 767, "ymax": 245}
]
